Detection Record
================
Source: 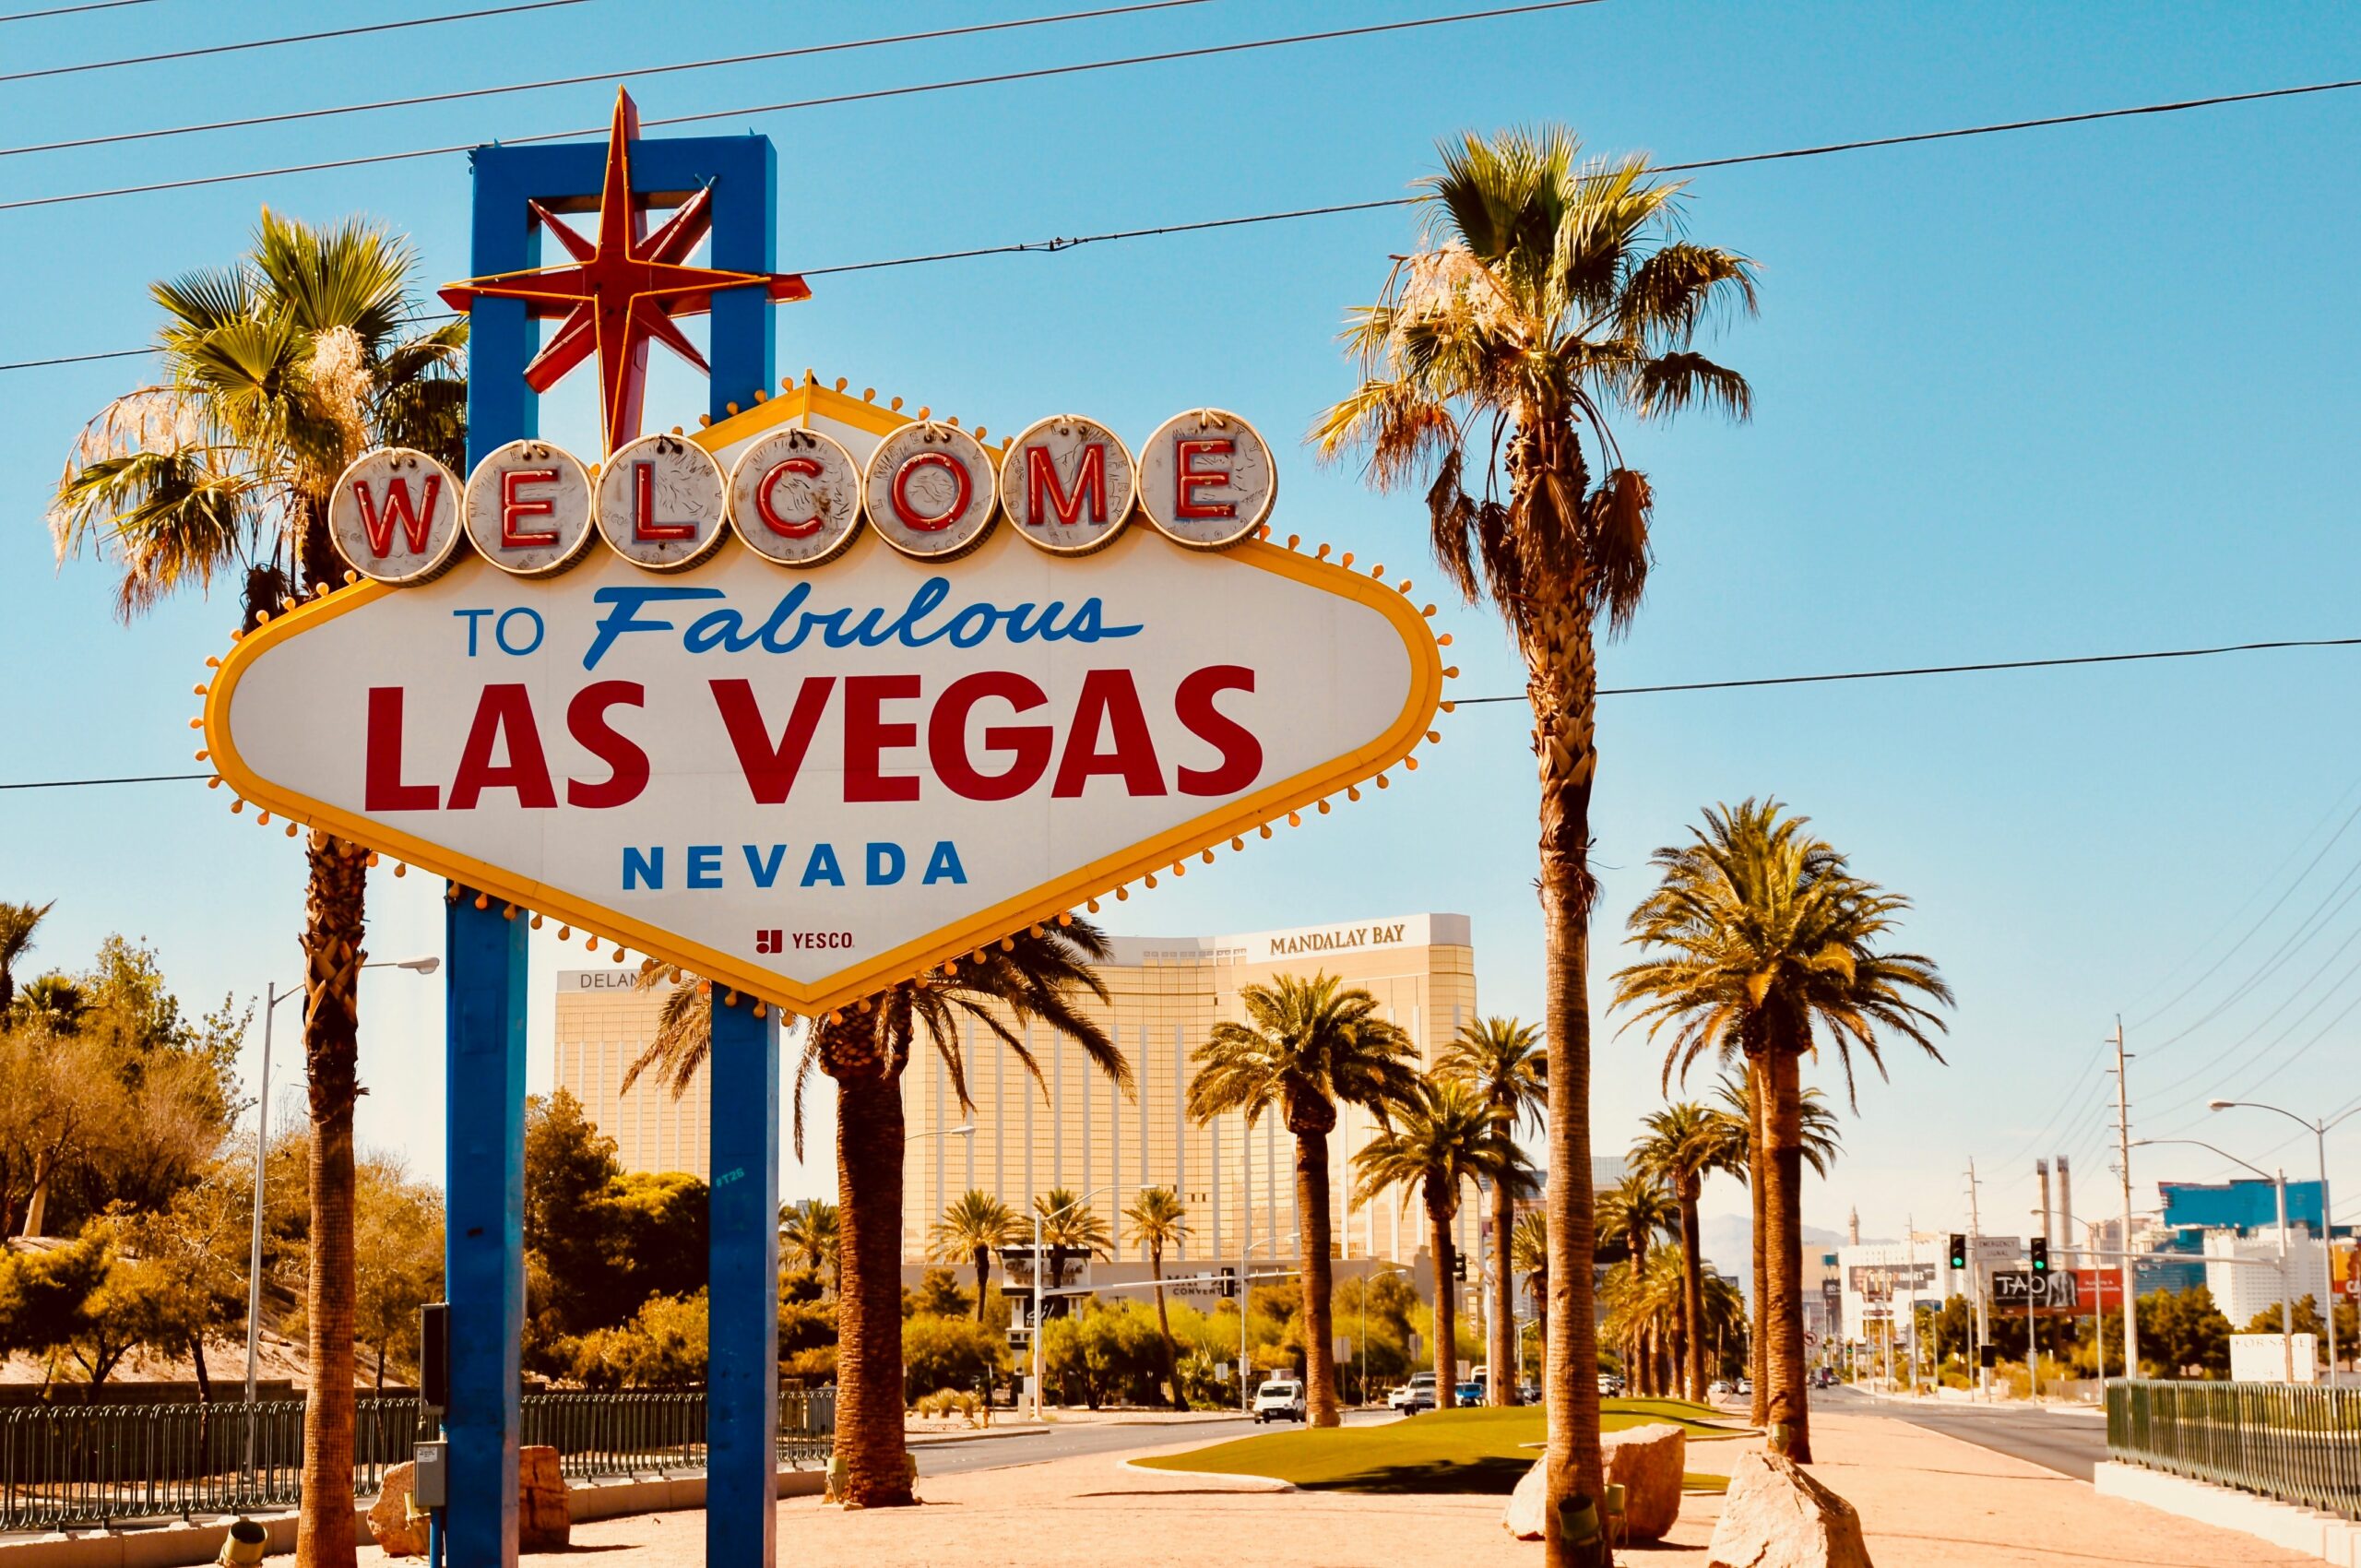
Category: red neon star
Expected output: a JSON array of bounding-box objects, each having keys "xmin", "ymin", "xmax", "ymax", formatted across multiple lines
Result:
[{"xmin": 440, "ymin": 87, "xmax": 809, "ymax": 455}]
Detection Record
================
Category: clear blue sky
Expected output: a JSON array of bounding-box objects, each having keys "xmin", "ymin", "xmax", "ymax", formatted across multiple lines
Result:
[{"xmin": 4, "ymin": 0, "xmax": 2358, "ymax": 1254}]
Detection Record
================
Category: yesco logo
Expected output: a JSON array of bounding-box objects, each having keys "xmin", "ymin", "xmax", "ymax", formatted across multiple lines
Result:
[{"xmin": 327, "ymin": 410, "xmax": 1276, "ymax": 586}]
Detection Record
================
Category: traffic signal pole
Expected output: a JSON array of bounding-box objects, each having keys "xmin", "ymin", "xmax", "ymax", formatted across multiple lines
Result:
[
  {"xmin": 1966, "ymin": 1159, "xmax": 1989, "ymax": 1399},
  {"xmin": 2114, "ymin": 1020, "xmax": 2141, "ymax": 1379}
]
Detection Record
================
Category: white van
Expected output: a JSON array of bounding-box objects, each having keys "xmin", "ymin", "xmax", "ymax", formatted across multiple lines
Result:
[{"xmin": 1252, "ymin": 1378, "xmax": 1307, "ymax": 1423}]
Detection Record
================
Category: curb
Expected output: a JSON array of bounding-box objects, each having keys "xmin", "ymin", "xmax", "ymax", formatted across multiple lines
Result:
[
  {"xmin": 2094, "ymin": 1461, "xmax": 2361, "ymax": 1565},
  {"xmin": 1117, "ymin": 1455, "xmax": 1296, "ymax": 1492}
]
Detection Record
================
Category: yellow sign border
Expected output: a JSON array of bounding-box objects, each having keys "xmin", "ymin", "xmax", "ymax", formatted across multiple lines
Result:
[{"xmin": 203, "ymin": 383, "xmax": 1446, "ymax": 1016}]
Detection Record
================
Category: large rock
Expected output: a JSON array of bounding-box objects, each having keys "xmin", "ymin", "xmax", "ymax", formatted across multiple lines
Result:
[
  {"xmin": 1603, "ymin": 1421, "xmax": 1687, "ymax": 1541},
  {"xmin": 367, "ymin": 1461, "xmax": 429, "ymax": 1558},
  {"xmin": 518, "ymin": 1444, "xmax": 572, "ymax": 1553},
  {"xmin": 1705, "ymin": 1451, "xmax": 1873, "ymax": 1568},
  {"xmin": 1504, "ymin": 1457, "xmax": 1548, "ymax": 1539}
]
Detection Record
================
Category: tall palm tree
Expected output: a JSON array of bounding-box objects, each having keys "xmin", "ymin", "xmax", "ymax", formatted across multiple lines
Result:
[
  {"xmin": 780, "ymin": 1198, "xmax": 841, "ymax": 1293},
  {"xmin": 1315, "ymin": 125, "xmax": 1753, "ymax": 1535},
  {"xmin": 1188, "ymin": 972, "xmax": 1420, "ymax": 1429},
  {"xmin": 1033, "ymin": 1186, "xmax": 1115, "ymax": 1258},
  {"xmin": 1593, "ymin": 1172, "xmax": 1678, "ymax": 1393},
  {"xmin": 620, "ymin": 975, "xmax": 711, "ymax": 1097},
  {"xmin": 51, "ymin": 210, "xmax": 464, "ymax": 1568},
  {"xmin": 1122, "ymin": 1187, "xmax": 1192, "ymax": 1408},
  {"xmin": 1436, "ymin": 1015, "xmax": 1545, "ymax": 1405},
  {"xmin": 0, "ymin": 901, "xmax": 53, "ymax": 1019},
  {"xmin": 1615, "ymin": 800, "xmax": 1949, "ymax": 1461},
  {"xmin": 1353, "ymin": 1078, "xmax": 1523, "ymax": 1411},
  {"xmin": 1629, "ymin": 1103, "xmax": 1746, "ymax": 1401},
  {"xmin": 1510, "ymin": 1210, "xmax": 1550, "ymax": 1384},
  {"xmin": 1714, "ymin": 1071, "xmax": 1841, "ymax": 1425},
  {"xmin": 929, "ymin": 1191, "xmax": 1019, "ymax": 1320}
]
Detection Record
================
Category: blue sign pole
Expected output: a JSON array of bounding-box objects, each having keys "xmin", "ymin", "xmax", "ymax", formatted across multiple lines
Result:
[
  {"xmin": 706, "ymin": 996, "xmax": 780, "ymax": 1567},
  {"xmin": 443, "ymin": 894, "xmax": 527, "ymax": 1568}
]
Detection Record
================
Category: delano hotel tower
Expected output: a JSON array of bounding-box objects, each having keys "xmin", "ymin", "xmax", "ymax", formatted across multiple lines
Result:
[{"xmin": 899, "ymin": 912, "xmax": 1477, "ymax": 1268}]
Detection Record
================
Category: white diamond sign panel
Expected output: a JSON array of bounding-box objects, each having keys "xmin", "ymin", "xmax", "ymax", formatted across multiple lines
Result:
[{"xmin": 205, "ymin": 387, "xmax": 1444, "ymax": 1015}]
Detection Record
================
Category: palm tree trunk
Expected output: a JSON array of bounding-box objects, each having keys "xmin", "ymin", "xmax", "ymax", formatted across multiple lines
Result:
[
  {"xmin": 1489, "ymin": 1173, "xmax": 1516, "ymax": 1405},
  {"xmin": 1762, "ymin": 1048, "xmax": 1811, "ymax": 1461},
  {"xmin": 1150, "ymin": 1251, "xmax": 1180, "ymax": 1410},
  {"xmin": 1295, "ymin": 1130, "xmax": 1341, "ymax": 1428},
  {"xmin": 834, "ymin": 1067, "xmax": 914, "ymax": 1507},
  {"xmin": 972, "ymin": 1246, "xmax": 991, "ymax": 1322},
  {"xmin": 1679, "ymin": 1182, "xmax": 1706, "ymax": 1402},
  {"xmin": 1430, "ymin": 1194, "xmax": 1458, "ymax": 1410},
  {"xmin": 297, "ymin": 832, "xmax": 365, "ymax": 1568},
  {"xmin": 1748, "ymin": 1059, "xmax": 1770, "ymax": 1428},
  {"xmin": 1536, "ymin": 600, "xmax": 1605, "ymax": 1563}
]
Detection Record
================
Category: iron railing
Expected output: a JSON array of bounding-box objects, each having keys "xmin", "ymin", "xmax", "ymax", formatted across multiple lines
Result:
[
  {"xmin": 0, "ymin": 1387, "xmax": 835, "ymax": 1533},
  {"xmin": 2107, "ymin": 1379, "xmax": 2361, "ymax": 1520}
]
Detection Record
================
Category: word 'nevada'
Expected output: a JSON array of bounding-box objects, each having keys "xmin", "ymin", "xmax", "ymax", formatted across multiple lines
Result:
[{"xmin": 362, "ymin": 667, "xmax": 1263, "ymax": 813}]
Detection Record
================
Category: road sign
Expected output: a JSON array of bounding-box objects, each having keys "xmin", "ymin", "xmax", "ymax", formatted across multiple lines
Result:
[{"xmin": 203, "ymin": 383, "xmax": 1445, "ymax": 1016}]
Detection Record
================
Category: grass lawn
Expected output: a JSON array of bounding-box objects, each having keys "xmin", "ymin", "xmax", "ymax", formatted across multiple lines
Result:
[{"xmin": 1133, "ymin": 1399, "xmax": 1749, "ymax": 1496}]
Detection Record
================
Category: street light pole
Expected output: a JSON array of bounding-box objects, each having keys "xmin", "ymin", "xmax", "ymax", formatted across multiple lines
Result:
[
  {"xmin": 2212, "ymin": 1099, "xmax": 2361, "ymax": 1384},
  {"xmin": 2137, "ymin": 1134, "xmax": 2300, "ymax": 1382}
]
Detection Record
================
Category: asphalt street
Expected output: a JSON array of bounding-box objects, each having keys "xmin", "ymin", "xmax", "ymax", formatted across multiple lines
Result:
[
  {"xmin": 1818, "ymin": 1385, "xmax": 2108, "ymax": 1480},
  {"xmin": 912, "ymin": 1409, "xmax": 1390, "ymax": 1477}
]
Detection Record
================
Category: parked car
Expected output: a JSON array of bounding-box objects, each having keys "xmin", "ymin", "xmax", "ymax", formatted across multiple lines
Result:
[
  {"xmin": 1596, "ymin": 1373, "xmax": 1625, "ymax": 1396},
  {"xmin": 1253, "ymin": 1378, "xmax": 1307, "ymax": 1423},
  {"xmin": 1454, "ymin": 1380, "xmax": 1483, "ymax": 1405},
  {"xmin": 1709, "ymin": 1379, "xmax": 1733, "ymax": 1398},
  {"xmin": 1519, "ymin": 1382, "xmax": 1540, "ymax": 1405},
  {"xmin": 1389, "ymin": 1372, "xmax": 1437, "ymax": 1414},
  {"xmin": 1737, "ymin": 1376, "xmax": 1754, "ymax": 1396}
]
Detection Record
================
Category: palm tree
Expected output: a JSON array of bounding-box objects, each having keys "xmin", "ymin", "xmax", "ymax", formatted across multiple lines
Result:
[
  {"xmin": 1353, "ymin": 1078, "xmax": 1523, "ymax": 1410},
  {"xmin": 780, "ymin": 1198, "xmax": 841, "ymax": 1292},
  {"xmin": 1629, "ymin": 1103, "xmax": 1747, "ymax": 1401},
  {"xmin": 1593, "ymin": 1172, "xmax": 1678, "ymax": 1392},
  {"xmin": 50, "ymin": 210, "xmax": 464, "ymax": 1568},
  {"xmin": 929, "ymin": 1191, "xmax": 1019, "ymax": 1320},
  {"xmin": 1188, "ymin": 972, "xmax": 1420, "ymax": 1429},
  {"xmin": 1033, "ymin": 1186, "xmax": 1115, "ymax": 1258},
  {"xmin": 0, "ymin": 901, "xmax": 53, "ymax": 1018},
  {"xmin": 1436, "ymin": 1015, "xmax": 1545, "ymax": 1405},
  {"xmin": 1511, "ymin": 1210, "xmax": 1550, "ymax": 1384},
  {"xmin": 1615, "ymin": 799, "xmax": 1950, "ymax": 1461},
  {"xmin": 620, "ymin": 975, "xmax": 711, "ymax": 1098},
  {"xmin": 1122, "ymin": 1187, "xmax": 1192, "ymax": 1408},
  {"xmin": 1714, "ymin": 1071, "xmax": 1841, "ymax": 1425},
  {"xmin": 1315, "ymin": 125, "xmax": 1754, "ymax": 1530}
]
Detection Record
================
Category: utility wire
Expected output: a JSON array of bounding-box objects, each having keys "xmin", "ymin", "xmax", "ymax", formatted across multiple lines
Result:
[
  {"xmin": 0, "ymin": 0, "xmax": 162, "ymax": 19},
  {"xmin": 6, "ymin": 63, "xmax": 2357, "ymax": 368},
  {"xmin": 12, "ymin": 632, "xmax": 2361, "ymax": 792},
  {"xmin": 0, "ymin": 0, "xmax": 1226, "ymax": 160},
  {"xmin": 0, "ymin": 0, "xmax": 1602, "ymax": 212},
  {"xmin": 0, "ymin": 0, "xmax": 589, "ymax": 84}
]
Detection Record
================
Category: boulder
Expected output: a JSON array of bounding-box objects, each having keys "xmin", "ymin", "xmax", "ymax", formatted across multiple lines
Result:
[
  {"xmin": 1602, "ymin": 1421, "xmax": 1687, "ymax": 1541},
  {"xmin": 518, "ymin": 1444, "xmax": 572, "ymax": 1553},
  {"xmin": 367, "ymin": 1461, "xmax": 429, "ymax": 1558},
  {"xmin": 1504, "ymin": 1457, "xmax": 1548, "ymax": 1539},
  {"xmin": 1705, "ymin": 1451, "xmax": 1874, "ymax": 1568}
]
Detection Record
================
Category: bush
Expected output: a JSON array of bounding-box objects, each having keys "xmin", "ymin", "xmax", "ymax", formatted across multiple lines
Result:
[
  {"xmin": 904, "ymin": 1311, "xmax": 1005, "ymax": 1401},
  {"xmin": 913, "ymin": 1387, "xmax": 985, "ymax": 1424}
]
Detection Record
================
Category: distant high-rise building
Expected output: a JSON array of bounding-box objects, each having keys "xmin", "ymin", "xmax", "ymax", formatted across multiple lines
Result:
[{"xmin": 552, "ymin": 969, "xmax": 711, "ymax": 1178}]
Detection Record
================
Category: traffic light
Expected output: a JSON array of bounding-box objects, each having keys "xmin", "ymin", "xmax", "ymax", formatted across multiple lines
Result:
[
  {"xmin": 1219, "ymin": 1266, "xmax": 1239, "ymax": 1300},
  {"xmin": 2029, "ymin": 1238, "xmax": 2049, "ymax": 1275},
  {"xmin": 1947, "ymin": 1233, "xmax": 1967, "ymax": 1271},
  {"xmin": 1453, "ymin": 1255, "xmax": 1467, "ymax": 1283}
]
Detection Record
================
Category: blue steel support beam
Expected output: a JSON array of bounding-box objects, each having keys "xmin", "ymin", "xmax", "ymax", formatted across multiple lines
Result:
[
  {"xmin": 442, "ymin": 894, "xmax": 528, "ymax": 1568},
  {"xmin": 706, "ymin": 996, "xmax": 780, "ymax": 1568}
]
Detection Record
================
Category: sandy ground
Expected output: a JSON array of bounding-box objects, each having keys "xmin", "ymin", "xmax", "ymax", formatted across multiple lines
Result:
[{"xmin": 350, "ymin": 1408, "xmax": 2319, "ymax": 1567}]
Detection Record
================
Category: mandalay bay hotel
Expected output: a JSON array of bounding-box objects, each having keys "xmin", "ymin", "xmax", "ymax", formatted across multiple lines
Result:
[{"xmin": 554, "ymin": 914, "xmax": 1486, "ymax": 1295}]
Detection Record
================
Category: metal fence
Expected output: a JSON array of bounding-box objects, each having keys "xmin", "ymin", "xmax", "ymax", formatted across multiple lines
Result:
[
  {"xmin": 2107, "ymin": 1379, "xmax": 2361, "ymax": 1520},
  {"xmin": 0, "ymin": 1387, "xmax": 836, "ymax": 1534}
]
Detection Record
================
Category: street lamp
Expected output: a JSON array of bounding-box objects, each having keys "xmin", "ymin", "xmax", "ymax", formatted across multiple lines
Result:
[
  {"xmin": 243, "ymin": 958, "xmax": 439, "ymax": 1436},
  {"xmin": 1028, "ymin": 1183, "xmax": 1115, "ymax": 1420},
  {"xmin": 2211, "ymin": 1099, "xmax": 2361, "ymax": 1384},
  {"xmin": 907, "ymin": 1123, "xmax": 977, "ymax": 1143},
  {"xmin": 2135, "ymin": 1135, "xmax": 2296, "ymax": 1383}
]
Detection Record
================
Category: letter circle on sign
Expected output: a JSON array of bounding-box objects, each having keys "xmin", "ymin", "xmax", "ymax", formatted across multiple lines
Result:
[
  {"xmin": 997, "ymin": 413, "xmax": 1136, "ymax": 556},
  {"xmin": 726, "ymin": 426, "xmax": 863, "ymax": 567},
  {"xmin": 327, "ymin": 447, "xmax": 466, "ymax": 584},
  {"xmin": 1137, "ymin": 409, "xmax": 1276, "ymax": 551},
  {"xmin": 463, "ymin": 440, "xmax": 597, "ymax": 577},
  {"xmin": 861, "ymin": 422, "xmax": 998, "ymax": 561},
  {"xmin": 596, "ymin": 434, "xmax": 729, "ymax": 570}
]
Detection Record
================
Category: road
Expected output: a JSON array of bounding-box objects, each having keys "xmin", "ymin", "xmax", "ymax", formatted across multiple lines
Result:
[
  {"xmin": 1818, "ymin": 1385, "xmax": 2108, "ymax": 1480},
  {"xmin": 913, "ymin": 1408, "xmax": 1390, "ymax": 1477}
]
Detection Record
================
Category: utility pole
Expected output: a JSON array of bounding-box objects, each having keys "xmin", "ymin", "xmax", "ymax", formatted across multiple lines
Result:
[
  {"xmin": 1967, "ymin": 1158, "xmax": 1989, "ymax": 1399},
  {"xmin": 2113, "ymin": 1019, "xmax": 2141, "ymax": 1379}
]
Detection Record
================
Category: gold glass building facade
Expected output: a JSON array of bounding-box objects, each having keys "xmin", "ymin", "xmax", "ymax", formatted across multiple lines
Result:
[
  {"xmin": 552, "ymin": 969, "xmax": 712, "ymax": 1178},
  {"xmin": 899, "ymin": 913, "xmax": 1477, "ymax": 1265}
]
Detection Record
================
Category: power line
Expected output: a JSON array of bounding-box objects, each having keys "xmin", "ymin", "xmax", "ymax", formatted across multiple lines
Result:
[
  {"xmin": 0, "ymin": 0, "xmax": 1603, "ymax": 213},
  {"xmin": 0, "ymin": 0, "xmax": 162, "ymax": 19},
  {"xmin": 6, "ymin": 65, "xmax": 2357, "ymax": 373},
  {"xmin": 13, "ymin": 630, "xmax": 2361, "ymax": 793},
  {"xmin": 0, "ymin": 0, "xmax": 589, "ymax": 85},
  {"xmin": 0, "ymin": 0, "xmax": 1225, "ymax": 160}
]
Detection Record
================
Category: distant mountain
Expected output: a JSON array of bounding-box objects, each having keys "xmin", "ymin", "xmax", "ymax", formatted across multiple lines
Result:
[{"xmin": 1698, "ymin": 1211, "xmax": 1852, "ymax": 1302}]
